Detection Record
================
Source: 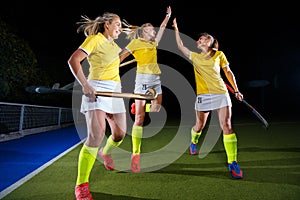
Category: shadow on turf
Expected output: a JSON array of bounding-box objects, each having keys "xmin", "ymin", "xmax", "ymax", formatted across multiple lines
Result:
[
  {"xmin": 91, "ymin": 192, "xmax": 159, "ymax": 200},
  {"xmin": 149, "ymin": 147, "xmax": 300, "ymax": 186},
  {"xmin": 151, "ymin": 162, "xmax": 232, "ymax": 180},
  {"xmin": 196, "ymin": 147, "xmax": 300, "ymax": 154}
]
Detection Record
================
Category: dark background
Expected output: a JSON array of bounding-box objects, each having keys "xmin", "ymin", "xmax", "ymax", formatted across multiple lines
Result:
[{"xmin": 0, "ymin": 0, "xmax": 299, "ymax": 121}]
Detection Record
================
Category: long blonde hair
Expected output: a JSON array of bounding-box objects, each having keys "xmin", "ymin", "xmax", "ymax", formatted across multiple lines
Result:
[
  {"xmin": 76, "ymin": 12, "xmax": 120, "ymax": 37},
  {"xmin": 122, "ymin": 19, "xmax": 153, "ymax": 40}
]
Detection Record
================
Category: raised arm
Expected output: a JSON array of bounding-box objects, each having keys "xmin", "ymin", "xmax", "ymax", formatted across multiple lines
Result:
[
  {"xmin": 155, "ymin": 6, "xmax": 171, "ymax": 43},
  {"xmin": 172, "ymin": 18, "xmax": 191, "ymax": 58}
]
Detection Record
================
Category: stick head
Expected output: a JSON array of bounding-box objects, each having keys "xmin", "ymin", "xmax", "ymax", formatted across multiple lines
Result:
[
  {"xmin": 146, "ymin": 88, "xmax": 158, "ymax": 99},
  {"xmin": 263, "ymin": 121, "xmax": 270, "ymax": 130}
]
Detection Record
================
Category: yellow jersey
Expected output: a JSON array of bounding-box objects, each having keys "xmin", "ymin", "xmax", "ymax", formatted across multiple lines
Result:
[
  {"xmin": 80, "ymin": 32, "xmax": 121, "ymax": 82},
  {"xmin": 191, "ymin": 51, "xmax": 229, "ymax": 94},
  {"xmin": 125, "ymin": 38, "xmax": 161, "ymax": 74}
]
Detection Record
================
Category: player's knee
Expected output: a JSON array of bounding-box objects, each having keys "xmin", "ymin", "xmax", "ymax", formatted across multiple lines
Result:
[
  {"xmin": 221, "ymin": 121, "xmax": 232, "ymax": 132},
  {"xmin": 150, "ymin": 104, "xmax": 161, "ymax": 112}
]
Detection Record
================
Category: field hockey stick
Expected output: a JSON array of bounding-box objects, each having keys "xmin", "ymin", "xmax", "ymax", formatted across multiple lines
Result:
[
  {"xmin": 26, "ymin": 86, "xmax": 73, "ymax": 94},
  {"xmin": 30, "ymin": 86, "xmax": 157, "ymax": 100},
  {"xmin": 95, "ymin": 88, "xmax": 157, "ymax": 100},
  {"xmin": 225, "ymin": 82, "xmax": 269, "ymax": 129},
  {"xmin": 120, "ymin": 59, "xmax": 136, "ymax": 67}
]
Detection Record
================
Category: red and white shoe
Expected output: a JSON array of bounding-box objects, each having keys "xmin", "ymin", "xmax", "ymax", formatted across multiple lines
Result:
[
  {"xmin": 75, "ymin": 182, "xmax": 93, "ymax": 200},
  {"xmin": 130, "ymin": 154, "xmax": 140, "ymax": 173},
  {"xmin": 99, "ymin": 147, "xmax": 114, "ymax": 171}
]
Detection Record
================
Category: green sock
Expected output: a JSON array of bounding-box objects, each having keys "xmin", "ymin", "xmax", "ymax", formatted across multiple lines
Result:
[
  {"xmin": 102, "ymin": 135, "xmax": 123, "ymax": 155},
  {"xmin": 223, "ymin": 133, "xmax": 238, "ymax": 164},
  {"xmin": 76, "ymin": 144, "xmax": 98, "ymax": 185},
  {"xmin": 191, "ymin": 128, "xmax": 202, "ymax": 144},
  {"xmin": 132, "ymin": 125, "xmax": 143, "ymax": 154}
]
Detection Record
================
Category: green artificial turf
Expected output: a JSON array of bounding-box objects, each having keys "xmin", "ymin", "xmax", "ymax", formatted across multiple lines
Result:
[{"xmin": 2, "ymin": 118, "xmax": 300, "ymax": 200}]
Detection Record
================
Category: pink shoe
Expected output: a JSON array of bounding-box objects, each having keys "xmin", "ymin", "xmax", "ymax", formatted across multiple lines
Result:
[
  {"xmin": 99, "ymin": 147, "xmax": 114, "ymax": 171},
  {"xmin": 75, "ymin": 182, "xmax": 93, "ymax": 200},
  {"xmin": 130, "ymin": 154, "xmax": 140, "ymax": 173}
]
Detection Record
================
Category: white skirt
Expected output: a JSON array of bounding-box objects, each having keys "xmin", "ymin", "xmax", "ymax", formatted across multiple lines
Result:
[
  {"xmin": 195, "ymin": 93, "xmax": 232, "ymax": 111},
  {"xmin": 134, "ymin": 73, "xmax": 162, "ymax": 94},
  {"xmin": 80, "ymin": 80, "xmax": 126, "ymax": 114}
]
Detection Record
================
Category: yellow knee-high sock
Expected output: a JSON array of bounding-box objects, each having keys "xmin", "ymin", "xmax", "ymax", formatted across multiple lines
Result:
[
  {"xmin": 145, "ymin": 103, "xmax": 151, "ymax": 112},
  {"xmin": 132, "ymin": 125, "xmax": 143, "ymax": 155},
  {"xmin": 223, "ymin": 133, "xmax": 238, "ymax": 164},
  {"xmin": 102, "ymin": 135, "xmax": 123, "ymax": 155},
  {"xmin": 76, "ymin": 144, "xmax": 98, "ymax": 185},
  {"xmin": 191, "ymin": 128, "xmax": 202, "ymax": 144}
]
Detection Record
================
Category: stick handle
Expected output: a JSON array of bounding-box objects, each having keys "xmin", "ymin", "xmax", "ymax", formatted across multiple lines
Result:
[
  {"xmin": 95, "ymin": 91, "xmax": 156, "ymax": 100},
  {"xmin": 225, "ymin": 83, "xmax": 235, "ymax": 94},
  {"xmin": 120, "ymin": 59, "xmax": 136, "ymax": 67}
]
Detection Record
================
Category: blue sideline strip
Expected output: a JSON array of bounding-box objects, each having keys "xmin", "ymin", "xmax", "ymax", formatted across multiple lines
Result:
[{"xmin": 0, "ymin": 125, "xmax": 86, "ymax": 197}]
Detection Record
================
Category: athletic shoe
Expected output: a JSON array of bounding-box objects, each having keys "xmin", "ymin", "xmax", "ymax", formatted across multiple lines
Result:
[
  {"xmin": 98, "ymin": 147, "xmax": 114, "ymax": 171},
  {"xmin": 190, "ymin": 143, "xmax": 197, "ymax": 155},
  {"xmin": 130, "ymin": 154, "xmax": 140, "ymax": 173},
  {"xmin": 75, "ymin": 182, "xmax": 93, "ymax": 200},
  {"xmin": 228, "ymin": 161, "xmax": 244, "ymax": 179},
  {"xmin": 131, "ymin": 103, "xmax": 136, "ymax": 114}
]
